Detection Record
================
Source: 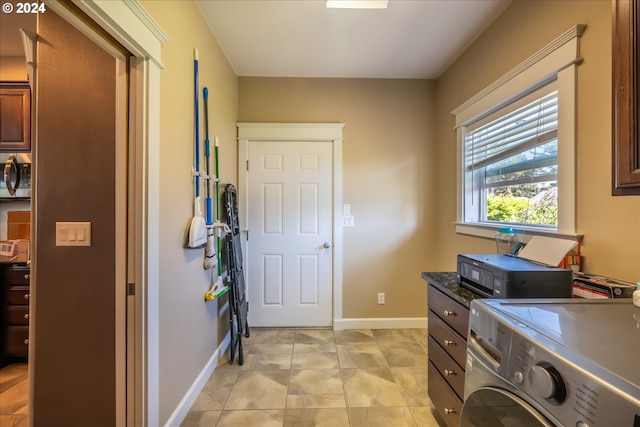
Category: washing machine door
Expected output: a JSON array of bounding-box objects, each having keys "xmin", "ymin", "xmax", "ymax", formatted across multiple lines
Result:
[{"xmin": 461, "ymin": 386, "xmax": 555, "ymax": 427}]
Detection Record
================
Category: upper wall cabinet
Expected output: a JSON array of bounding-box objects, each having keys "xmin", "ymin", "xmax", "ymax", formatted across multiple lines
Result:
[
  {"xmin": 0, "ymin": 82, "xmax": 31, "ymax": 152},
  {"xmin": 612, "ymin": 0, "xmax": 640, "ymax": 195}
]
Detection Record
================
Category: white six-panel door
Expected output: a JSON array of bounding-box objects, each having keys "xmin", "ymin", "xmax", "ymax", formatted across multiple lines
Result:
[{"xmin": 246, "ymin": 140, "xmax": 333, "ymax": 327}]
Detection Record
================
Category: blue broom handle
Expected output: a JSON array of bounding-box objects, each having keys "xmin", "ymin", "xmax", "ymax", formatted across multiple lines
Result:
[{"xmin": 194, "ymin": 49, "xmax": 200, "ymax": 198}]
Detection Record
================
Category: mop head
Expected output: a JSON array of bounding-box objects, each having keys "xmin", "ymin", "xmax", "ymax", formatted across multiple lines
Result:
[
  {"xmin": 204, "ymin": 278, "xmax": 230, "ymax": 301},
  {"xmin": 203, "ymin": 228, "xmax": 216, "ymax": 270}
]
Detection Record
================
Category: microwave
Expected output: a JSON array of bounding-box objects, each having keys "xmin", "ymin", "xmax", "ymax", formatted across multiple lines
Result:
[{"xmin": 1, "ymin": 153, "xmax": 31, "ymax": 199}]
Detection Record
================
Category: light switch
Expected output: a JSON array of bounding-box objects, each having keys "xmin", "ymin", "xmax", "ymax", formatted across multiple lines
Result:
[
  {"xmin": 58, "ymin": 226, "xmax": 69, "ymax": 241},
  {"xmin": 343, "ymin": 215, "xmax": 355, "ymax": 227},
  {"xmin": 56, "ymin": 222, "xmax": 91, "ymax": 246}
]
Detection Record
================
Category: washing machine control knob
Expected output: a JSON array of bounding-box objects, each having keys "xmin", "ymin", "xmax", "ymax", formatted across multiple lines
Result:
[{"xmin": 528, "ymin": 363, "xmax": 567, "ymax": 403}]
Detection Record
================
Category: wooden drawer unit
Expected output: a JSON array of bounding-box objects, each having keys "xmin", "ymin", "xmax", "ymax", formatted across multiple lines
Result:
[
  {"xmin": 428, "ymin": 335, "xmax": 465, "ymax": 399},
  {"xmin": 7, "ymin": 305, "xmax": 29, "ymax": 325},
  {"xmin": 427, "ymin": 282, "xmax": 473, "ymax": 427},
  {"xmin": 6, "ymin": 266, "xmax": 30, "ymax": 285},
  {"xmin": 3, "ymin": 264, "xmax": 30, "ymax": 360},
  {"xmin": 6, "ymin": 326, "xmax": 29, "ymax": 356},
  {"xmin": 6, "ymin": 286, "xmax": 30, "ymax": 305},
  {"xmin": 428, "ymin": 284, "xmax": 469, "ymax": 337},
  {"xmin": 428, "ymin": 361, "xmax": 462, "ymax": 427},
  {"xmin": 428, "ymin": 311, "xmax": 467, "ymax": 368}
]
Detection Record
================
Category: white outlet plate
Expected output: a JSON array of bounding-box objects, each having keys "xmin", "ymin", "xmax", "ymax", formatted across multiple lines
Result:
[
  {"xmin": 56, "ymin": 222, "xmax": 91, "ymax": 246},
  {"xmin": 377, "ymin": 292, "xmax": 385, "ymax": 304}
]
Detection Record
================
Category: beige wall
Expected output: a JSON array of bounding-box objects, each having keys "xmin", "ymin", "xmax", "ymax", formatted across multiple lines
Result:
[
  {"xmin": 0, "ymin": 56, "xmax": 28, "ymax": 81},
  {"xmin": 239, "ymin": 78, "xmax": 436, "ymax": 319},
  {"xmin": 140, "ymin": 1, "xmax": 238, "ymax": 423},
  {"xmin": 435, "ymin": 0, "xmax": 640, "ymax": 283}
]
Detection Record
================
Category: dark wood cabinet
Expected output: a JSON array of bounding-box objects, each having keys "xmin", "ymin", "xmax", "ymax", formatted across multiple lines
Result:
[
  {"xmin": 2, "ymin": 264, "xmax": 30, "ymax": 362},
  {"xmin": 427, "ymin": 284, "xmax": 469, "ymax": 427},
  {"xmin": 612, "ymin": 0, "xmax": 640, "ymax": 195},
  {"xmin": 0, "ymin": 83, "xmax": 31, "ymax": 152}
]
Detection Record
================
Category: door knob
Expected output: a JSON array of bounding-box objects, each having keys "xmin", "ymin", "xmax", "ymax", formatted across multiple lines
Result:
[{"xmin": 323, "ymin": 242, "xmax": 331, "ymax": 249}]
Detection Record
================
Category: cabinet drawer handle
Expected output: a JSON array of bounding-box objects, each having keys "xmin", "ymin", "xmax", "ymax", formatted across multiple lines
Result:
[
  {"xmin": 443, "ymin": 339, "xmax": 456, "ymax": 346},
  {"xmin": 443, "ymin": 310, "xmax": 456, "ymax": 317},
  {"xmin": 24, "ymin": 313, "xmax": 29, "ymax": 320},
  {"xmin": 444, "ymin": 369, "xmax": 457, "ymax": 376},
  {"xmin": 24, "ymin": 274, "xmax": 30, "ymax": 280},
  {"xmin": 24, "ymin": 293, "xmax": 30, "ymax": 300},
  {"xmin": 444, "ymin": 408, "xmax": 457, "ymax": 415},
  {"xmin": 24, "ymin": 339, "xmax": 29, "ymax": 345}
]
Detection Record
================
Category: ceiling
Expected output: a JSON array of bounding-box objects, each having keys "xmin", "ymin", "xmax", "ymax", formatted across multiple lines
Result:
[
  {"xmin": 0, "ymin": 1, "xmax": 512, "ymax": 80},
  {"xmin": 196, "ymin": 0, "xmax": 512, "ymax": 79}
]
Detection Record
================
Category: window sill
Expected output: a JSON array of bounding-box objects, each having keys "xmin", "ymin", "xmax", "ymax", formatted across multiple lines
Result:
[{"xmin": 455, "ymin": 222, "xmax": 583, "ymax": 242}]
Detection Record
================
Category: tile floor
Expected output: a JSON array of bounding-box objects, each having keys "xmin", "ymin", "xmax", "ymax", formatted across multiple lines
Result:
[
  {"xmin": 180, "ymin": 328, "xmax": 444, "ymax": 427},
  {"xmin": 0, "ymin": 363, "xmax": 28, "ymax": 427}
]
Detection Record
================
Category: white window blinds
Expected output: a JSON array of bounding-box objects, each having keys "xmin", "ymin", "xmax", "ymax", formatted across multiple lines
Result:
[{"xmin": 464, "ymin": 84, "xmax": 558, "ymax": 176}]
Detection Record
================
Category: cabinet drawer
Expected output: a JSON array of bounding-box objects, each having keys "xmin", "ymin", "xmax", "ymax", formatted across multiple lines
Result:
[
  {"xmin": 6, "ymin": 266, "xmax": 30, "ymax": 285},
  {"xmin": 429, "ymin": 311, "xmax": 467, "ymax": 368},
  {"xmin": 7, "ymin": 305, "xmax": 29, "ymax": 325},
  {"xmin": 428, "ymin": 285, "xmax": 469, "ymax": 337},
  {"xmin": 6, "ymin": 286, "xmax": 30, "ymax": 305},
  {"xmin": 428, "ymin": 361, "xmax": 462, "ymax": 427},
  {"xmin": 6, "ymin": 326, "xmax": 29, "ymax": 357},
  {"xmin": 428, "ymin": 335, "xmax": 464, "ymax": 399}
]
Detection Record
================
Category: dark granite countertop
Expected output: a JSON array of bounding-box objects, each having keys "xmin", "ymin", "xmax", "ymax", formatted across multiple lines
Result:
[{"xmin": 421, "ymin": 271, "xmax": 482, "ymax": 308}]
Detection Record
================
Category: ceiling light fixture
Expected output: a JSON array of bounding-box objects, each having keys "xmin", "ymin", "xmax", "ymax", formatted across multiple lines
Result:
[{"xmin": 326, "ymin": 0, "xmax": 389, "ymax": 9}]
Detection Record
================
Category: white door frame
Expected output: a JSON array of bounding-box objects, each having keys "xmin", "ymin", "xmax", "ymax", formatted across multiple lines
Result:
[
  {"xmin": 42, "ymin": 1, "xmax": 167, "ymax": 425},
  {"xmin": 237, "ymin": 123, "xmax": 345, "ymax": 328}
]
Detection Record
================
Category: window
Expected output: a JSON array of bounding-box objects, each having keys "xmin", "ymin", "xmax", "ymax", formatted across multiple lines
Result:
[
  {"xmin": 464, "ymin": 83, "xmax": 558, "ymax": 228},
  {"xmin": 453, "ymin": 25, "xmax": 584, "ymax": 239}
]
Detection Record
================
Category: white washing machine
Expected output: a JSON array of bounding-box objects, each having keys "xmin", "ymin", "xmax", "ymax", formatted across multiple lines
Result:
[{"xmin": 462, "ymin": 298, "xmax": 640, "ymax": 427}]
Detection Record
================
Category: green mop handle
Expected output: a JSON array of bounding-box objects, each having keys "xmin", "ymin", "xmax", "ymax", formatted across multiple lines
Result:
[{"xmin": 215, "ymin": 137, "xmax": 222, "ymax": 276}]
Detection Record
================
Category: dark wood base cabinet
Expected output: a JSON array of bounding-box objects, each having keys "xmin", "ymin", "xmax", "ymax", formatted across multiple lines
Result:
[
  {"xmin": 427, "ymin": 283, "xmax": 471, "ymax": 427},
  {"xmin": 2, "ymin": 264, "xmax": 30, "ymax": 364}
]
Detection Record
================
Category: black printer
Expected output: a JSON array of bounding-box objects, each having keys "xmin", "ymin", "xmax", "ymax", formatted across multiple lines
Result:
[{"xmin": 457, "ymin": 254, "xmax": 573, "ymax": 298}]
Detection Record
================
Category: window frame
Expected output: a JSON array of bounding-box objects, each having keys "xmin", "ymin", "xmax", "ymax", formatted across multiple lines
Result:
[{"xmin": 452, "ymin": 25, "xmax": 585, "ymax": 240}]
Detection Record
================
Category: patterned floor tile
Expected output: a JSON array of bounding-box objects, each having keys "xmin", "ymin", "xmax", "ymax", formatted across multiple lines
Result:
[
  {"xmin": 283, "ymin": 408, "xmax": 350, "ymax": 427},
  {"xmin": 337, "ymin": 342, "xmax": 388, "ymax": 368},
  {"xmin": 224, "ymin": 370, "xmax": 290, "ymax": 410},
  {"xmin": 391, "ymin": 367, "xmax": 430, "ymax": 406},
  {"xmin": 241, "ymin": 353, "xmax": 293, "ymax": 370},
  {"xmin": 348, "ymin": 407, "xmax": 417, "ymax": 427},
  {"xmin": 334, "ymin": 329, "xmax": 375, "ymax": 344},
  {"xmin": 180, "ymin": 410, "xmax": 221, "ymax": 426},
  {"xmin": 215, "ymin": 409, "xmax": 284, "ymax": 427},
  {"xmin": 287, "ymin": 369, "xmax": 346, "ymax": 408},
  {"xmin": 341, "ymin": 368, "xmax": 406, "ymax": 407},
  {"xmin": 180, "ymin": 329, "xmax": 439, "ymax": 426},
  {"xmin": 409, "ymin": 406, "xmax": 444, "ymax": 427},
  {"xmin": 291, "ymin": 351, "xmax": 340, "ymax": 370}
]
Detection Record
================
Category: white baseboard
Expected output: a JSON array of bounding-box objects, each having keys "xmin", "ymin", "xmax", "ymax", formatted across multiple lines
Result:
[
  {"xmin": 333, "ymin": 317, "xmax": 427, "ymax": 331},
  {"xmin": 164, "ymin": 331, "xmax": 231, "ymax": 427}
]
